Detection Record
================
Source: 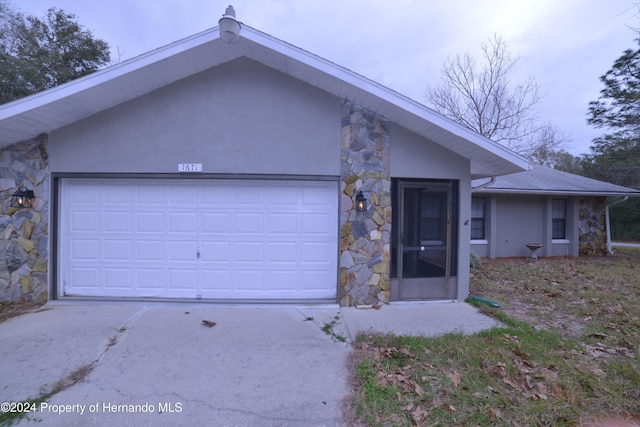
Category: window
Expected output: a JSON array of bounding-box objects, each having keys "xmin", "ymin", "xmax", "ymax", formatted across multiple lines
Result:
[
  {"xmin": 552, "ymin": 199, "xmax": 566, "ymax": 239},
  {"xmin": 471, "ymin": 197, "xmax": 485, "ymax": 239}
]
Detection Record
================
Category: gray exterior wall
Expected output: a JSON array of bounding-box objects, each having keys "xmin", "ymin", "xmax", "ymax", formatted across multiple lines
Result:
[
  {"xmin": 50, "ymin": 58, "xmax": 341, "ymax": 176},
  {"xmin": 470, "ymin": 194, "xmax": 581, "ymax": 259},
  {"xmin": 390, "ymin": 125, "xmax": 471, "ymax": 301}
]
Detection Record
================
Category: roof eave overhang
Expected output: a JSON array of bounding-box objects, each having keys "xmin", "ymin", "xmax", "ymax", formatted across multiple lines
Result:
[
  {"xmin": 0, "ymin": 25, "xmax": 529, "ymax": 177},
  {"xmin": 472, "ymin": 188, "xmax": 640, "ymax": 197}
]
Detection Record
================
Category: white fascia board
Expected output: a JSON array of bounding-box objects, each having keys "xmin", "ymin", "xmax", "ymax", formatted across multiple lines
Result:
[
  {"xmin": 472, "ymin": 188, "xmax": 640, "ymax": 196},
  {"xmin": 0, "ymin": 28, "xmax": 220, "ymax": 121}
]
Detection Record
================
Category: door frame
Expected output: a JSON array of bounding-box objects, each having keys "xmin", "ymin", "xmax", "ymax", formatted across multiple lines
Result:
[{"xmin": 392, "ymin": 179, "xmax": 456, "ymax": 300}]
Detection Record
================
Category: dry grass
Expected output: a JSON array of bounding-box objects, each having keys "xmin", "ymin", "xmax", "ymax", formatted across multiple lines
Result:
[
  {"xmin": 346, "ymin": 249, "xmax": 640, "ymax": 426},
  {"xmin": 0, "ymin": 300, "xmax": 46, "ymax": 323}
]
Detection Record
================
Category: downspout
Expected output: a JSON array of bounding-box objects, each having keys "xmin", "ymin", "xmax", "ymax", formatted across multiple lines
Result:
[
  {"xmin": 606, "ymin": 196, "xmax": 629, "ymax": 254},
  {"xmin": 471, "ymin": 176, "xmax": 496, "ymax": 191}
]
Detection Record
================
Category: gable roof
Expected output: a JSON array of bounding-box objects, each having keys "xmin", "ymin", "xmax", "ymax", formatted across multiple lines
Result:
[
  {"xmin": 472, "ymin": 166, "xmax": 640, "ymax": 197},
  {"xmin": 0, "ymin": 21, "xmax": 529, "ymax": 178}
]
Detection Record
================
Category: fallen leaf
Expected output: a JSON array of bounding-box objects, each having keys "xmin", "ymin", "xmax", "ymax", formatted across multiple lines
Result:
[
  {"xmin": 202, "ymin": 320, "xmax": 216, "ymax": 327},
  {"xmin": 448, "ymin": 370, "xmax": 462, "ymax": 387},
  {"xmin": 491, "ymin": 363, "xmax": 507, "ymax": 378},
  {"xmin": 440, "ymin": 403, "xmax": 457, "ymax": 412},
  {"xmin": 551, "ymin": 383, "xmax": 567, "ymax": 400},
  {"xmin": 513, "ymin": 347, "xmax": 531, "ymax": 359},
  {"xmin": 530, "ymin": 392, "xmax": 548, "ymax": 401},
  {"xmin": 503, "ymin": 376, "xmax": 526, "ymax": 392}
]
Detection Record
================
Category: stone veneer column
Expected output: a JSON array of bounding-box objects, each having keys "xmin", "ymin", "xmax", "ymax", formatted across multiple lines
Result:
[
  {"xmin": 339, "ymin": 101, "xmax": 391, "ymax": 306},
  {"xmin": 0, "ymin": 135, "xmax": 49, "ymax": 303},
  {"xmin": 578, "ymin": 197, "xmax": 607, "ymax": 256}
]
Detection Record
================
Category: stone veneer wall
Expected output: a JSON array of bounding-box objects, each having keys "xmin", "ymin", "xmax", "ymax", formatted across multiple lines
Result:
[
  {"xmin": 578, "ymin": 197, "xmax": 607, "ymax": 256},
  {"xmin": 339, "ymin": 101, "xmax": 392, "ymax": 306},
  {"xmin": 0, "ymin": 135, "xmax": 49, "ymax": 303}
]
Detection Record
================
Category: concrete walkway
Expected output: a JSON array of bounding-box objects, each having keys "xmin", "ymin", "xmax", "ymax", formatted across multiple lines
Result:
[{"xmin": 0, "ymin": 301, "xmax": 498, "ymax": 426}]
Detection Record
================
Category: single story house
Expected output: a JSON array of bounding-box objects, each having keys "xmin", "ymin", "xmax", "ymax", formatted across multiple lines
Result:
[
  {"xmin": 471, "ymin": 166, "xmax": 640, "ymax": 259},
  {"xmin": 0, "ymin": 7, "xmax": 532, "ymax": 306}
]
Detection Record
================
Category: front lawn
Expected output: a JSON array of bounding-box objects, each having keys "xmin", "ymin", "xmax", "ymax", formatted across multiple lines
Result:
[{"xmin": 345, "ymin": 249, "xmax": 640, "ymax": 426}]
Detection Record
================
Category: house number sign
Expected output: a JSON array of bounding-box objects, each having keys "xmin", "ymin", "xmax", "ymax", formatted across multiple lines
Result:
[{"xmin": 178, "ymin": 163, "xmax": 203, "ymax": 172}]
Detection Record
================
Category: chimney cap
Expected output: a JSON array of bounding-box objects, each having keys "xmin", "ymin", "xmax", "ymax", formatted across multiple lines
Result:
[
  {"xmin": 223, "ymin": 5, "xmax": 236, "ymax": 18},
  {"xmin": 219, "ymin": 5, "xmax": 240, "ymax": 43}
]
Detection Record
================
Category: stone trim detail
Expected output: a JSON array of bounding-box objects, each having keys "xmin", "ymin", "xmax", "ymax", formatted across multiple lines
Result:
[
  {"xmin": 0, "ymin": 135, "xmax": 49, "ymax": 303},
  {"xmin": 339, "ymin": 101, "xmax": 391, "ymax": 306},
  {"xmin": 578, "ymin": 197, "xmax": 607, "ymax": 256}
]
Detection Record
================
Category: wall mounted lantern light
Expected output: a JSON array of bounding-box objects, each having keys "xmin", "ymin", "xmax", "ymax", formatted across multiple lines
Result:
[
  {"xmin": 355, "ymin": 190, "xmax": 367, "ymax": 212},
  {"xmin": 10, "ymin": 187, "xmax": 35, "ymax": 209}
]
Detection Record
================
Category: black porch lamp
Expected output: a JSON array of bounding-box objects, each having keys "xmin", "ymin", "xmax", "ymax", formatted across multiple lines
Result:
[
  {"xmin": 355, "ymin": 190, "xmax": 367, "ymax": 212},
  {"xmin": 10, "ymin": 187, "xmax": 35, "ymax": 209}
]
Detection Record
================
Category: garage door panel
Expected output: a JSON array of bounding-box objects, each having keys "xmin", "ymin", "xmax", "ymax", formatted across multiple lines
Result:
[
  {"xmin": 104, "ymin": 268, "xmax": 133, "ymax": 288},
  {"xmin": 71, "ymin": 239, "xmax": 100, "ymax": 260},
  {"xmin": 168, "ymin": 185, "xmax": 197, "ymax": 204},
  {"xmin": 267, "ymin": 186, "xmax": 299, "ymax": 205},
  {"xmin": 267, "ymin": 213, "xmax": 298, "ymax": 234},
  {"xmin": 302, "ymin": 213, "xmax": 333, "ymax": 234},
  {"xmin": 201, "ymin": 213, "xmax": 230, "ymax": 233},
  {"xmin": 70, "ymin": 182, "xmax": 100, "ymax": 203},
  {"xmin": 267, "ymin": 270, "xmax": 298, "ymax": 290},
  {"xmin": 137, "ymin": 240, "xmax": 164, "ymax": 261},
  {"xmin": 300, "ymin": 270, "xmax": 333, "ymax": 291},
  {"xmin": 136, "ymin": 183, "xmax": 165, "ymax": 204},
  {"xmin": 235, "ymin": 213, "xmax": 263, "ymax": 233},
  {"xmin": 302, "ymin": 242, "xmax": 333, "ymax": 262},
  {"xmin": 71, "ymin": 211, "xmax": 100, "ymax": 232},
  {"xmin": 104, "ymin": 211, "xmax": 132, "ymax": 232},
  {"xmin": 201, "ymin": 241, "xmax": 230, "ymax": 262},
  {"xmin": 200, "ymin": 270, "xmax": 231, "ymax": 291},
  {"xmin": 104, "ymin": 240, "xmax": 131, "ymax": 260},
  {"xmin": 137, "ymin": 212, "xmax": 164, "ymax": 232},
  {"xmin": 138, "ymin": 269, "xmax": 165, "ymax": 289},
  {"xmin": 104, "ymin": 184, "xmax": 134, "ymax": 203},
  {"xmin": 168, "ymin": 241, "xmax": 197, "ymax": 262},
  {"xmin": 60, "ymin": 179, "xmax": 337, "ymax": 300},
  {"xmin": 267, "ymin": 242, "xmax": 298, "ymax": 262},
  {"xmin": 234, "ymin": 270, "xmax": 264, "ymax": 291},
  {"xmin": 233, "ymin": 242, "xmax": 264, "ymax": 262},
  {"xmin": 168, "ymin": 212, "xmax": 197, "ymax": 233},
  {"xmin": 236, "ymin": 185, "xmax": 263, "ymax": 204},
  {"xmin": 70, "ymin": 268, "xmax": 100, "ymax": 288},
  {"xmin": 168, "ymin": 269, "xmax": 197, "ymax": 289}
]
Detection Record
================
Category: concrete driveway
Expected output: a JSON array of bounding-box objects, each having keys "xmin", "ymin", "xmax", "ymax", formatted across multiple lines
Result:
[{"xmin": 0, "ymin": 301, "xmax": 498, "ymax": 426}]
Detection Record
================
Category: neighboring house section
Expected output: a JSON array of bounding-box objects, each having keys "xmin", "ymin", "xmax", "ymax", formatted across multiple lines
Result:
[
  {"xmin": 471, "ymin": 166, "xmax": 640, "ymax": 259},
  {"xmin": 0, "ymin": 8, "xmax": 529, "ymax": 305}
]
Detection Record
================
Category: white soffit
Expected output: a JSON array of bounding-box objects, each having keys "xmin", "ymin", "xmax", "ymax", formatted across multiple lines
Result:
[{"xmin": 0, "ymin": 24, "xmax": 528, "ymax": 177}]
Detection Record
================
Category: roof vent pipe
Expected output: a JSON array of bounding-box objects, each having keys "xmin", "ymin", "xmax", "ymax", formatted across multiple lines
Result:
[{"xmin": 219, "ymin": 5, "xmax": 240, "ymax": 43}]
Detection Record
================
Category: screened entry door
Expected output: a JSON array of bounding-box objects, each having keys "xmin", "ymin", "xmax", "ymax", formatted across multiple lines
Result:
[{"xmin": 397, "ymin": 182, "xmax": 455, "ymax": 299}]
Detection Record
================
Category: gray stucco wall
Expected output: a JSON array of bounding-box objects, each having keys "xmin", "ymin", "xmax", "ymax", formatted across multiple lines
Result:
[
  {"xmin": 495, "ymin": 195, "xmax": 544, "ymax": 258},
  {"xmin": 390, "ymin": 125, "xmax": 469, "ymax": 179},
  {"xmin": 49, "ymin": 58, "xmax": 341, "ymax": 176},
  {"xmin": 472, "ymin": 194, "xmax": 581, "ymax": 259},
  {"xmin": 390, "ymin": 125, "xmax": 471, "ymax": 301}
]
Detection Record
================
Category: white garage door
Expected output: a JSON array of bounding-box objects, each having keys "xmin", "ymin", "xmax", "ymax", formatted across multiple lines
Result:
[{"xmin": 59, "ymin": 178, "xmax": 338, "ymax": 300}]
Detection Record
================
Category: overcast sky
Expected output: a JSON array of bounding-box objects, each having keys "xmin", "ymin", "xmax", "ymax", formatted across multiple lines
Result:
[{"xmin": 14, "ymin": 0, "xmax": 640, "ymax": 156}]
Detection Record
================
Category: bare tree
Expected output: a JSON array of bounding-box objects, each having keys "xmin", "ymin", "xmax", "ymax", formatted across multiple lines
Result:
[{"xmin": 426, "ymin": 34, "xmax": 567, "ymax": 163}]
